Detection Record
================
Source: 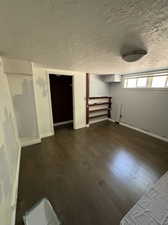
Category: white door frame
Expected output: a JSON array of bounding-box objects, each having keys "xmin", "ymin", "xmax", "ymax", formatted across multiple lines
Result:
[
  {"xmin": 46, "ymin": 68, "xmax": 86, "ymax": 131},
  {"xmin": 47, "ymin": 69, "xmax": 83, "ymax": 131},
  {"xmin": 47, "ymin": 72, "xmax": 74, "ymax": 130}
]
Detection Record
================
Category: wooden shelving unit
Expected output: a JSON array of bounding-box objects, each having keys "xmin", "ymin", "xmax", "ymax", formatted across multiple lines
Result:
[
  {"xmin": 89, "ymin": 113, "xmax": 108, "ymax": 119},
  {"xmin": 88, "ymin": 102, "xmax": 109, "ymax": 106},
  {"xmin": 89, "ymin": 108, "xmax": 110, "ymax": 113},
  {"xmin": 89, "ymin": 96, "xmax": 109, "ymax": 99},
  {"xmin": 87, "ymin": 96, "xmax": 112, "ymax": 124}
]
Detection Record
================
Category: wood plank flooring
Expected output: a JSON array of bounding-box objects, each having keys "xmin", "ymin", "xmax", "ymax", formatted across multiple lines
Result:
[{"xmin": 16, "ymin": 121, "xmax": 168, "ymax": 225}]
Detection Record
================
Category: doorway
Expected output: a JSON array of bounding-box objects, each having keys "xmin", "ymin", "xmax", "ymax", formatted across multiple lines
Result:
[{"xmin": 49, "ymin": 74, "xmax": 73, "ymax": 129}]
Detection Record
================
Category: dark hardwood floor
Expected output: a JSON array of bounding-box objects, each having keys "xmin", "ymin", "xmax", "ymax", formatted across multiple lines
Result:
[{"xmin": 16, "ymin": 121, "xmax": 168, "ymax": 225}]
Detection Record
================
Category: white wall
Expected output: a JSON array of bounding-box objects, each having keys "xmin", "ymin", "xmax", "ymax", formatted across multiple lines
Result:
[
  {"xmin": 73, "ymin": 72, "xmax": 86, "ymax": 129},
  {"xmin": 3, "ymin": 58, "xmax": 40, "ymax": 147},
  {"xmin": 110, "ymin": 81, "xmax": 168, "ymax": 140},
  {"xmin": 32, "ymin": 65, "xmax": 54, "ymax": 138},
  {"xmin": 33, "ymin": 64, "xmax": 86, "ymax": 137},
  {"xmin": 0, "ymin": 58, "xmax": 21, "ymax": 225},
  {"xmin": 3, "ymin": 58, "xmax": 33, "ymax": 75},
  {"xmin": 90, "ymin": 74, "xmax": 110, "ymax": 97},
  {"xmin": 7, "ymin": 75, "xmax": 40, "ymax": 146}
]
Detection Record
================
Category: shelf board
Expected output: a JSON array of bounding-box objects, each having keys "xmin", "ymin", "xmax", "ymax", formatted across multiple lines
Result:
[
  {"xmin": 89, "ymin": 113, "xmax": 108, "ymax": 119},
  {"xmin": 89, "ymin": 108, "xmax": 110, "ymax": 113},
  {"xmin": 89, "ymin": 96, "xmax": 111, "ymax": 100},
  {"xmin": 89, "ymin": 102, "xmax": 109, "ymax": 106}
]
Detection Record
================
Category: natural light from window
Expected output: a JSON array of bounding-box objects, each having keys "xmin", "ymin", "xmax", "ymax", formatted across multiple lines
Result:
[
  {"xmin": 127, "ymin": 78, "xmax": 136, "ymax": 88},
  {"xmin": 152, "ymin": 76, "xmax": 167, "ymax": 88},
  {"xmin": 137, "ymin": 77, "xmax": 147, "ymax": 87},
  {"xmin": 124, "ymin": 74, "xmax": 168, "ymax": 89}
]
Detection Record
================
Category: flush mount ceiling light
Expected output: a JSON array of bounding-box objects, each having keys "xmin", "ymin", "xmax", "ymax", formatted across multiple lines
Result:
[{"xmin": 122, "ymin": 49, "xmax": 147, "ymax": 62}]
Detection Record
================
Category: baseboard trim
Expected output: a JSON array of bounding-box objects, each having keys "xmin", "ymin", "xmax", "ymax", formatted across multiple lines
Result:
[
  {"xmin": 120, "ymin": 122, "xmax": 168, "ymax": 143},
  {"xmin": 74, "ymin": 124, "xmax": 87, "ymax": 130},
  {"xmin": 41, "ymin": 132, "xmax": 55, "ymax": 139},
  {"xmin": 108, "ymin": 118, "xmax": 115, "ymax": 123},
  {"xmin": 11, "ymin": 146, "xmax": 21, "ymax": 225},
  {"xmin": 21, "ymin": 138, "xmax": 41, "ymax": 147},
  {"xmin": 54, "ymin": 120, "xmax": 73, "ymax": 127}
]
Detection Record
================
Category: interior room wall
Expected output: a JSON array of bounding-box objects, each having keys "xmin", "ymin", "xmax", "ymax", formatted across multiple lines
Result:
[
  {"xmin": 33, "ymin": 64, "xmax": 86, "ymax": 137},
  {"xmin": 7, "ymin": 75, "xmax": 40, "ymax": 146},
  {"xmin": 3, "ymin": 58, "xmax": 40, "ymax": 147},
  {"xmin": 110, "ymin": 81, "xmax": 168, "ymax": 140},
  {"xmin": 0, "ymin": 58, "xmax": 21, "ymax": 225},
  {"xmin": 33, "ymin": 65, "xmax": 55, "ymax": 138},
  {"xmin": 73, "ymin": 71, "xmax": 86, "ymax": 129},
  {"xmin": 3, "ymin": 58, "xmax": 33, "ymax": 75},
  {"xmin": 90, "ymin": 74, "xmax": 110, "ymax": 97}
]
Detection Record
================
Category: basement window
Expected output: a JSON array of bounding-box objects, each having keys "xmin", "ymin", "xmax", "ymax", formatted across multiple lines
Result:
[
  {"xmin": 124, "ymin": 75, "xmax": 168, "ymax": 89},
  {"xmin": 127, "ymin": 78, "xmax": 136, "ymax": 88},
  {"xmin": 137, "ymin": 77, "xmax": 147, "ymax": 87},
  {"xmin": 151, "ymin": 76, "xmax": 167, "ymax": 88}
]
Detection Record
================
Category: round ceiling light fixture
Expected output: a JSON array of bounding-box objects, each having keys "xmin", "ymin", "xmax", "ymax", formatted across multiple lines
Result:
[{"xmin": 122, "ymin": 49, "xmax": 147, "ymax": 62}]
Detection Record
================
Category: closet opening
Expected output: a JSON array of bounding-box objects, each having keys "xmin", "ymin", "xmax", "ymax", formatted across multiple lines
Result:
[{"xmin": 49, "ymin": 74, "xmax": 73, "ymax": 130}]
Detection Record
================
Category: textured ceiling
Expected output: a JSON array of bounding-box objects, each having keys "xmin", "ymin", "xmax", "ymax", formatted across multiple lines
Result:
[{"xmin": 0, "ymin": 0, "xmax": 168, "ymax": 74}]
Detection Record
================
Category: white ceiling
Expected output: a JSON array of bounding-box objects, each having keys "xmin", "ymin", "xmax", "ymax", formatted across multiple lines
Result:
[{"xmin": 0, "ymin": 0, "xmax": 168, "ymax": 74}]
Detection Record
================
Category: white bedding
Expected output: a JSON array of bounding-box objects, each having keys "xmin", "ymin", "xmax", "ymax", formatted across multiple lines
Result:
[{"xmin": 121, "ymin": 171, "xmax": 168, "ymax": 225}]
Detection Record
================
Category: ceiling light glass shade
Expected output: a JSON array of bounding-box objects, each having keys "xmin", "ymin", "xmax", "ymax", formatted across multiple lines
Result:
[{"xmin": 122, "ymin": 50, "xmax": 147, "ymax": 62}]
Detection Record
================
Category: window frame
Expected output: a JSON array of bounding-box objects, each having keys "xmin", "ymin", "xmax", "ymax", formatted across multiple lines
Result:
[
  {"xmin": 123, "ymin": 74, "xmax": 168, "ymax": 90},
  {"xmin": 166, "ymin": 76, "xmax": 168, "ymax": 87}
]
